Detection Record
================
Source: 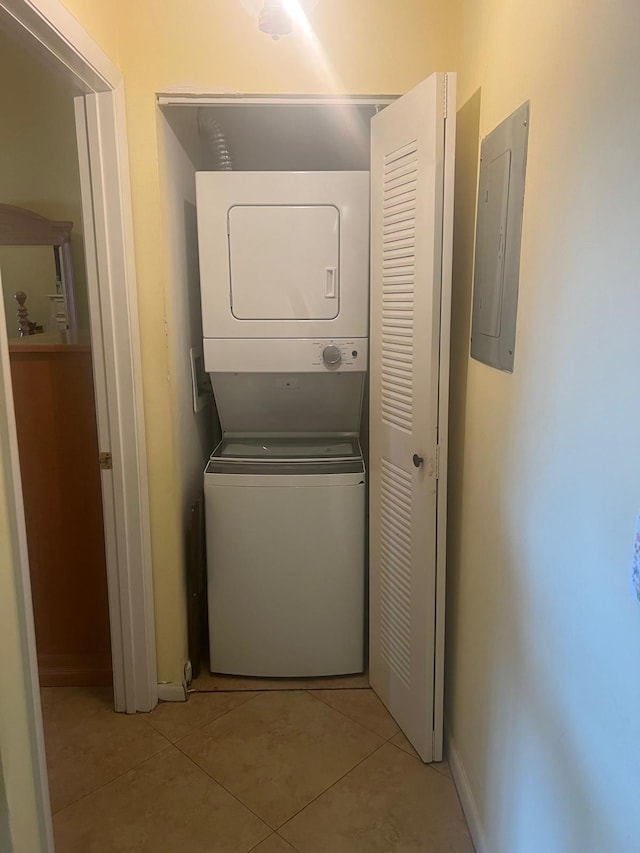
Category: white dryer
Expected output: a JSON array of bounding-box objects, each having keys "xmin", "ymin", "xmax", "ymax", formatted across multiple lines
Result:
[{"xmin": 196, "ymin": 170, "xmax": 369, "ymax": 342}]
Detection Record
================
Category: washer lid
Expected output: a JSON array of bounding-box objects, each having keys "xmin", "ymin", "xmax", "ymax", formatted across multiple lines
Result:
[{"xmin": 213, "ymin": 435, "xmax": 361, "ymax": 462}]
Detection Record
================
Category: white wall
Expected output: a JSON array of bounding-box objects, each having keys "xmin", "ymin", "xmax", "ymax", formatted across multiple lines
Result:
[
  {"xmin": 157, "ymin": 108, "xmax": 217, "ymax": 674},
  {"xmin": 447, "ymin": 2, "xmax": 640, "ymax": 851}
]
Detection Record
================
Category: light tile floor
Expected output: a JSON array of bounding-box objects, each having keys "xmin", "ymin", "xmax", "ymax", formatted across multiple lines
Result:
[{"xmin": 43, "ymin": 686, "xmax": 474, "ymax": 852}]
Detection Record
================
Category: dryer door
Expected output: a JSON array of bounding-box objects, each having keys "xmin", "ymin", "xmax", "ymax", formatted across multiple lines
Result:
[{"xmin": 229, "ymin": 205, "xmax": 339, "ymax": 320}]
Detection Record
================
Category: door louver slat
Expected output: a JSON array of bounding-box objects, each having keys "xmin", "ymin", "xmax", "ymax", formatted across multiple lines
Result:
[
  {"xmin": 381, "ymin": 142, "xmax": 417, "ymax": 433},
  {"xmin": 379, "ymin": 457, "xmax": 413, "ymax": 689}
]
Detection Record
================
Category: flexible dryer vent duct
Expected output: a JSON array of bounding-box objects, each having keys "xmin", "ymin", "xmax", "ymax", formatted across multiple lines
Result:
[{"xmin": 198, "ymin": 108, "xmax": 233, "ymax": 170}]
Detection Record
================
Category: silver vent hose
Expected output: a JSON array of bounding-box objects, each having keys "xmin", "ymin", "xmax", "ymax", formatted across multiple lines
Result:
[{"xmin": 198, "ymin": 109, "xmax": 233, "ymax": 170}]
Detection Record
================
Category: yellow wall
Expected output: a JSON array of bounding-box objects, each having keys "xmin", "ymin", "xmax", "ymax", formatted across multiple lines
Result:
[
  {"xmin": 4, "ymin": 1, "xmax": 640, "ymax": 848},
  {"xmin": 58, "ymin": 0, "xmax": 461, "ymax": 683},
  {"xmin": 447, "ymin": 0, "xmax": 640, "ymax": 850},
  {"xmin": 56, "ymin": 0, "xmax": 120, "ymax": 64}
]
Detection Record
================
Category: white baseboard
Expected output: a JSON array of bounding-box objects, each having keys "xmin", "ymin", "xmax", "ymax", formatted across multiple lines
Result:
[
  {"xmin": 445, "ymin": 722, "xmax": 491, "ymax": 853},
  {"xmin": 157, "ymin": 681, "xmax": 188, "ymax": 702}
]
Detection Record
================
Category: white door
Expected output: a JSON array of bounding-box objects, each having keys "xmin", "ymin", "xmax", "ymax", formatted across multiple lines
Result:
[{"xmin": 369, "ymin": 72, "xmax": 456, "ymax": 762}]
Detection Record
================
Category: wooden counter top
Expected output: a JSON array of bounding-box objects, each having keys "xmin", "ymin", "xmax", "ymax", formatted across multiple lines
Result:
[{"xmin": 8, "ymin": 332, "xmax": 91, "ymax": 353}]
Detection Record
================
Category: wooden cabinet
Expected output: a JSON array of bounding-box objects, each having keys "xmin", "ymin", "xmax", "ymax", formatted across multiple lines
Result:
[{"xmin": 9, "ymin": 341, "xmax": 112, "ymax": 686}]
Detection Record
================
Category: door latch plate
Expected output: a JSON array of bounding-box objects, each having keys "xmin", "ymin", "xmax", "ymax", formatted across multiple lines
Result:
[{"xmin": 99, "ymin": 451, "xmax": 112, "ymax": 470}]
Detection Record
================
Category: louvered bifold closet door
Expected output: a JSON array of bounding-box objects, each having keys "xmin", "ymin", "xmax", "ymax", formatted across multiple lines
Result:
[{"xmin": 369, "ymin": 72, "xmax": 450, "ymax": 762}]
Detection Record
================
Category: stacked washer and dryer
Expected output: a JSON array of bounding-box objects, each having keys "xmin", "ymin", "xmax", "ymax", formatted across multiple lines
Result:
[{"xmin": 196, "ymin": 171, "xmax": 369, "ymax": 678}]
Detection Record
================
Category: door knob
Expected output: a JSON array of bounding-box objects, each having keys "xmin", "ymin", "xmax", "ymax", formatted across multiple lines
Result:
[{"xmin": 412, "ymin": 454, "xmax": 423, "ymax": 468}]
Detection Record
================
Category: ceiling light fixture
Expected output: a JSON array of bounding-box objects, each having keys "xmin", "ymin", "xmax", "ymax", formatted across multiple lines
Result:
[{"xmin": 257, "ymin": 0, "xmax": 318, "ymax": 40}]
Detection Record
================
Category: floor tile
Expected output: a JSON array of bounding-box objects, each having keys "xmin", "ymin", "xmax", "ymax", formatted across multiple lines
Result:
[
  {"xmin": 389, "ymin": 730, "xmax": 420, "ymax": 759},
  {"xmin": 41, "ymin": 686, "xmax": 169, "ymax": 813},
  {"xmin": 147, "ymin": 691, "xmax": 258, "ymax": 742},
  {"xmin": 308, "ymin": 688, "xmax": 399, "ymax": 740},
  {"xmin": 53, "ymin": 747, "xmax": 270, "ymax": 853},
  {"xmin": 280, "ymin": 742, "xmax": 475, "ymax": 853},
  {"xmin": 179, "ymin": 690, "xmax": 382, "ymax": 828},
  {"xmin": 250, "ymin": 834, "xmax": 299, "ymax": 852}
]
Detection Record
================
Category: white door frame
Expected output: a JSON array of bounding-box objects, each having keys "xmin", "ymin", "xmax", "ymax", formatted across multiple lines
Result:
[
  {"xmin": 72, "ymin": 91, "xmax": 157, "ymax": 714},
  {"xmin": 0, "ymin": 0, "xmax": 156, "ymax": 845}
]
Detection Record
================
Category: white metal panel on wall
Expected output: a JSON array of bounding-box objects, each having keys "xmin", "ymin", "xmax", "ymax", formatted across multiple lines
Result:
[{"xmin": 369, "ymin": 72, "xmax": 455, "ymax": 762}]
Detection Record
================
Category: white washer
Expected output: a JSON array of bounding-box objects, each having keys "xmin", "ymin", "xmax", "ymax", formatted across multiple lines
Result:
[{"xmin": 205, "ymin": 437, "xmax": 365, "ymax": 677}]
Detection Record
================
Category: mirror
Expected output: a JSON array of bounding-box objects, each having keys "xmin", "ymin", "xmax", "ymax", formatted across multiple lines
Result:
[{"xmin": 0, "ymin": 203, "xmax": 77, "ymax": 343}]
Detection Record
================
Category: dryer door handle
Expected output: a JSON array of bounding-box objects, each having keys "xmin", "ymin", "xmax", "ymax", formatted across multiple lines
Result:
[{"xmin": 325, "ymin": 267, "xmax": 337, "ymax": 298}]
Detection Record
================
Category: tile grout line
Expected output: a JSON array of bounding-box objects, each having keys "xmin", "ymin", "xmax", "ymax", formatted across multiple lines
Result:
[
  {"xmin": 149, "ymin": 693, "xmax": 451, "ymax": 839},
  {"xmin": 141, "ymin": 712, "xmax": 186, "ymax": 746},
  {"xmin": 45, "ymin": 692, "xmax": 450, "ymax": 822},
  {"xmin": 172, "ymin": 738, "xmax": 275, "ymax": 833},
  {"xmin": 190, "ymin": 684, "xmax": 371, "ymax": 695},
  {"xmin": 49, "ymin": 737, "xmax": 175, "ymax": 818},
  {"xmin": 245, "ymin": 831, "xmax": 302, "ymax": 853},
  {"xmin": 47, "ymin": 689, "xmax": 469, "ymax": 848},
  {"xmin": 431, "ymin": 763, "xmax": 454, "ymax": 780},
  {"xmin": 43, "ymin": 689, "xmax": 172, "ymax": 816},
  {"xmin": 53, "ymin": 698, "xmax": 258, "ymax": 819},
  {"xmin": 286, "ymin": 691, "xmax": 452, "ymax": 784},
  {"xmin": 304, "ymin": 690, "xmax": 455, "ymax": 779},
  {"xmin": 170, "ymin": 690, "xmax": 265, "ymax": 744},
  {"xmin": 275, "ymin": 739, "xmax": 389, "ymax": 834},
  {"xmin": 273, "ymin": 830, "xmax": 303, "ymax": 853},
  {"xmin": 148, "ymin": 689, "xmax": 259, "ymax": 742},
  {"xmin": 303, "ymin": 688, "xmax": 400, "ymax": 743},
  {"xmin": 171, "ymin": 692, "xmax": 385, "ymax": 835},
  {"xmin": 385, "ymin": 732, "xmax": 457, "ymax": 780}
]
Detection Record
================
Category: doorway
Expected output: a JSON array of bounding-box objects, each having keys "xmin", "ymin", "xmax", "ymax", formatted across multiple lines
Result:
[
  {"xmin": 0, "ymin": 27, "xmax": 112, "ymax": 690},
  {"xmin": 0, "ymin": 0, "xmax": 156, "ymax": 849},
  {"xmin": 158, "ymin": 78, "xmax": 455, "ymax": 764},
  {"xmin": 157, "ymin": 95, "xmax": 389, "ymax": 685}
]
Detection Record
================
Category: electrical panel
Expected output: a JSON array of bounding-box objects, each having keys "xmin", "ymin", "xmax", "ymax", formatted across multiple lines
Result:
[{"xmin": 471, "ymin": 101, "xmax": 530, "ymax": 372}]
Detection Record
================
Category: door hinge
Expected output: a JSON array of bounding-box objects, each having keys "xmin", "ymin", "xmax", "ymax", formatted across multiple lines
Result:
[
  {"xmin": 443, "ymin": 75, "xmax": 448, "ymax": 120},
  {"xmin": 98, "ymin": 451, "xmax": 113, "ymax": 470},
  {"xmin": 435, "ymin": 445, "xmax": 440, "ymax": 480}
]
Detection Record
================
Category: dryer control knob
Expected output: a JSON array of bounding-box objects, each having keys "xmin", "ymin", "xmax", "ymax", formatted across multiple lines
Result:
[{"xmin": 322, "ymin": 345, "xmax": 342, "ymax": 367}]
